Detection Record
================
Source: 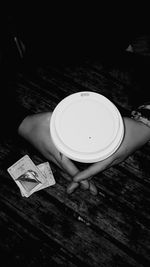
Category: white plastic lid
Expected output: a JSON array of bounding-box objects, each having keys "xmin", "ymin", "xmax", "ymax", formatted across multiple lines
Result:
[{"xmin": 50, "ymin": 91, "xmax": 124, "ymax": 163}]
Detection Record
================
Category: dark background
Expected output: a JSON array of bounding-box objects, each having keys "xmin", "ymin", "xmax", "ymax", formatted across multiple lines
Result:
[{"xmin": 0, "ymin": 6, "xmax": 150, "ymax": 266}]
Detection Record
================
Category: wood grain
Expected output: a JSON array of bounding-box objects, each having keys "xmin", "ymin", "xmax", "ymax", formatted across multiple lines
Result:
[{"xmin": 1, "ymin": 53, "xmax": 150, "ymax": 266}]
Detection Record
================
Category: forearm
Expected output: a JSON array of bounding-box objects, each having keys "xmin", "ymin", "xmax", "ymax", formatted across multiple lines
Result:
[
  {"xmin": 130, "ymin": 103, "xmax": 150, "ymax": 147},
  {"xmin": 127, "ymin": 117, "xmax": 150, "ymax": 149},
  {"xmin": 108, "ymin": 116, "xmax": 150, "ymax": 166}
]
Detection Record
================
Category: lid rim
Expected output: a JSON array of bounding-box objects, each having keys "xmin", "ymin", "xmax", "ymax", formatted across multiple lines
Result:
[{"xmin": 50, "ymin": 91, "xmax": 124, "ymax": 163}]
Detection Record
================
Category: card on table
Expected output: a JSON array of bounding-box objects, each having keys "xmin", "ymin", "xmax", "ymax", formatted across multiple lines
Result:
[
  {"xmin": 20, "ymin": 161, "xmax": 56, "ymax": 197},
  {"xmin": 7, "ymin": 155, "xmax": 47, "ymax": 197},
  {"xmin": 35, "ymin": 162, "xmax": 56, "ymax": 192}
]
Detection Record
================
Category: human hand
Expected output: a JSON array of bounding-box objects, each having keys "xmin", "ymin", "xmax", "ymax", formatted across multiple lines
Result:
[
  {"xmin": 18, "ymin": 112, "xmax": 98, "ymax": 195},
  {"xmin": 67, "ymin": 117, "xmax": 150, "ymax": 193}
]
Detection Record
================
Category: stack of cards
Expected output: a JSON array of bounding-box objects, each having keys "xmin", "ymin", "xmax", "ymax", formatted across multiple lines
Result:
[{"xmin": 7, "ymin": 155, "xmax": 56, "ymax": 197}]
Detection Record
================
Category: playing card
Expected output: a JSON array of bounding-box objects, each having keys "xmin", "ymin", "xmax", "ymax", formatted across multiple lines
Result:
[
  {"xmin": 7, "ymin": 155, "xmax": 46, "ymax": 197},
  {"xmin": 35, "ymin": 162, "xmax": 56, "ymax": 192}
]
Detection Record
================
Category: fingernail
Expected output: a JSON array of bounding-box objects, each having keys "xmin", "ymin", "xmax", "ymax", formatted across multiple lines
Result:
[
  {"xmin": 89, "ymin": 183, "xmax": 98, "ymax": 195},
  {"xmin": 80, "ymin": 181, "xmax": 89, "ymax": 190},
  {"xmin": 91, "ymin": 189, "xmax": 98, "ymax": 196},
  {"xmin": 67, "ymin": 182, "xmax": 79, "ymax": 194}
]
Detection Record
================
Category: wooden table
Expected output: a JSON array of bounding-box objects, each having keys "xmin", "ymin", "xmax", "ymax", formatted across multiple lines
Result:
[{"xmin": 1, "ymin": 53, "xmax": 150, "ymax": 266}]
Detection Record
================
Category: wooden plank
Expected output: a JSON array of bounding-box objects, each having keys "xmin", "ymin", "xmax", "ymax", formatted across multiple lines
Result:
[
  {"xmin": 0, "ymin": 144, "xmax": 150, "ymax": 266},
  {"xmin": 0, "ymin": 174, "xmax": 146, "ymax": 267},
  {"xmin": 1, "ymin": 56, "xmax": 150, "ymax": 266}
]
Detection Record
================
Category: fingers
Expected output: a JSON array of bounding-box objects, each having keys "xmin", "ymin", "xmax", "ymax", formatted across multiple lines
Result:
[
  {"xmin": 67, "ymin": 180, "xmax": 98, "ymax": 195},
  {"xmin": 89, "ymin": 181, "xmax": 98, "ymax": 195},
  {"xmin": 80, "ymin": 180, "xmax": 98, "ymax": 195},
  {"xmin": 73, "ymin": 156, "xmax": 113, "ymax": 183},
  {"xmin": 80, "ymin": 180, "xmax": 90, "ymax": 190},
  {"xmin": 53, "ymin": 153, "xmax": 90, "ymax": 191},
  {"xmin": 67, "ymin": 182, "xmax": 79, "ymax": 194},
  {"xmin": 59, "ymin": 154, "xmax": 97, "ymax": 193},
  {"xmin": 55, "ymin": 153, "xmax": 99, "ymax": 195},
  {"xmin": 52, "ymin": 156, "xmax": 90, "ymax": 195},
  {"xmin": 60, "ymin": 170, "xmax": 97, "ymax": 194},
  {"xmin": 67, "ymin": 180, "xmax": 90, "ymax": 194},
  {"xmin": 63, "ymin": 172, "xmax": 96, "ymax": 194}
]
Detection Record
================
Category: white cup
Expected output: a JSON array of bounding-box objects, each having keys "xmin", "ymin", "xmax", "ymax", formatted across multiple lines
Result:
[{"xmin": 50, "ymin": 91, "xmax": 124, "ymax": 163}]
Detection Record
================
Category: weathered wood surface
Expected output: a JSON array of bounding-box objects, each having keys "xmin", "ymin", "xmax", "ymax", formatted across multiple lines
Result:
[{"xmin": 1, "ymin": 54, "xmax": 150, "ymax": 266}]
